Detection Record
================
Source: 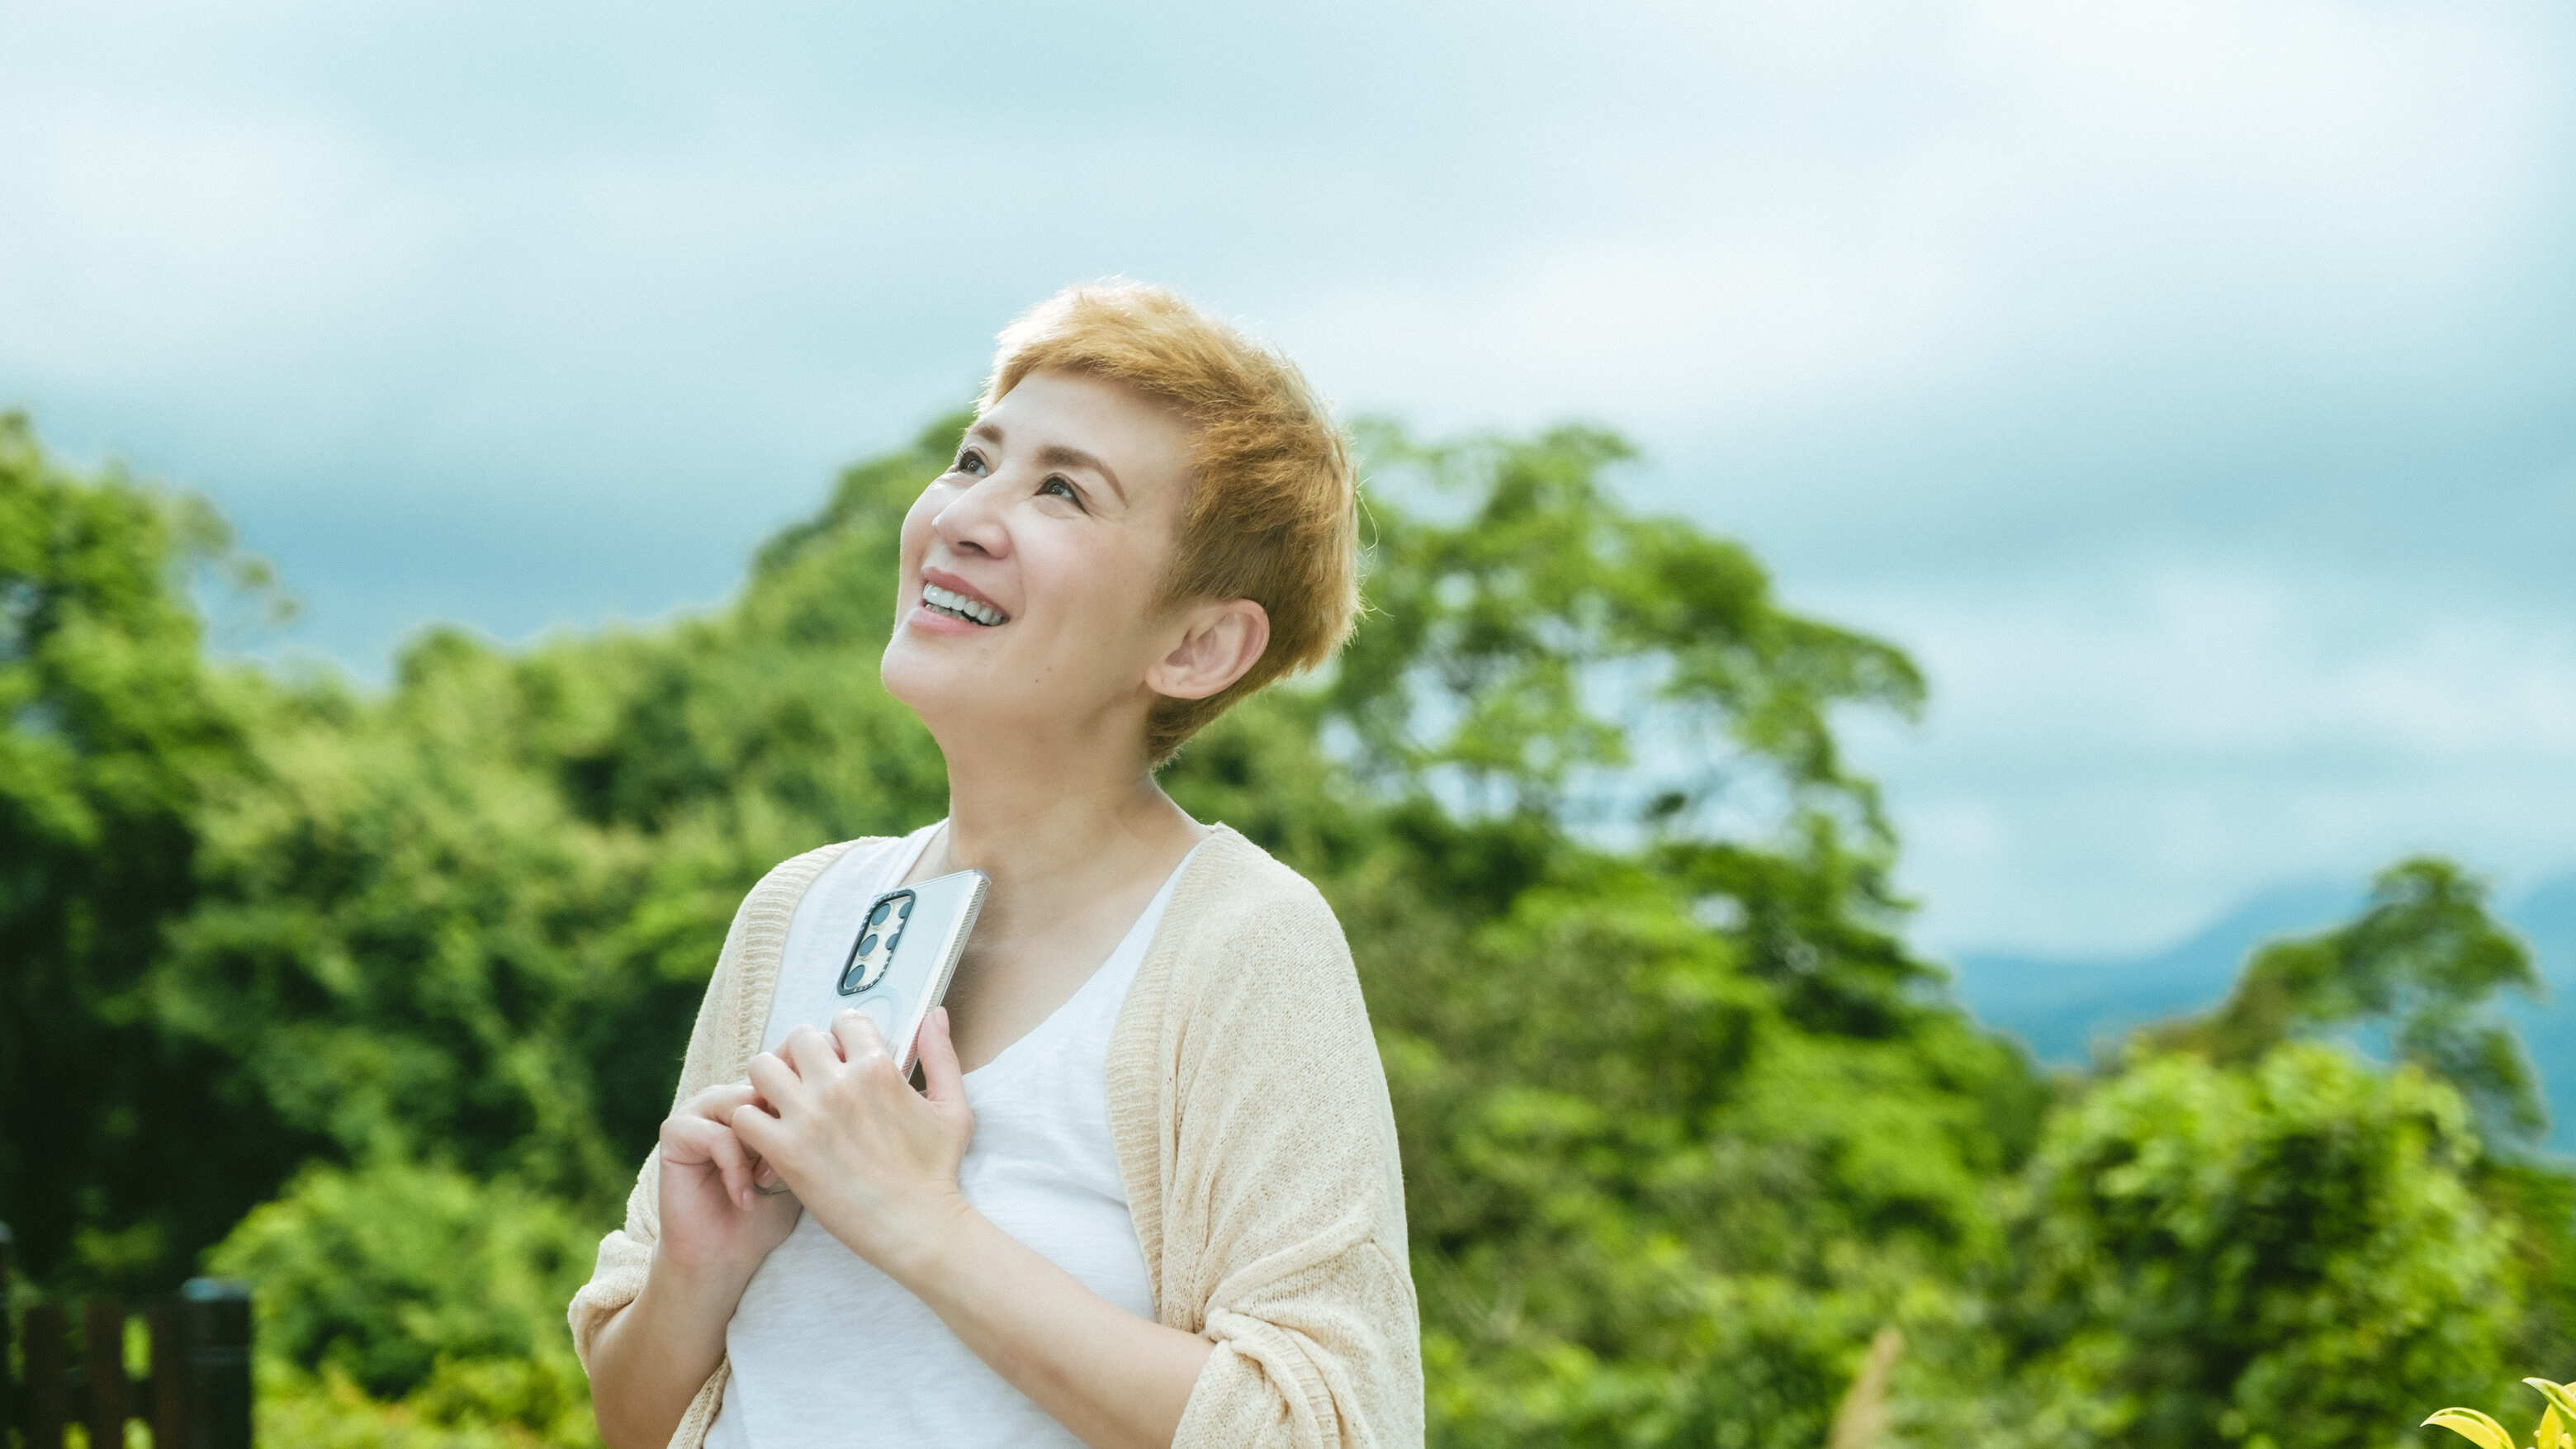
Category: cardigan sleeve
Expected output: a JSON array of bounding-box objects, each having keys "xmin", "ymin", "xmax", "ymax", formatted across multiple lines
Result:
[
  {"xmin": 1164, "ymin": 887, "xmax": 1425, "ymax": 1449},
  {"xmin": 566, "ymin": 841, "xmax": 862, "ymax": 1445}
]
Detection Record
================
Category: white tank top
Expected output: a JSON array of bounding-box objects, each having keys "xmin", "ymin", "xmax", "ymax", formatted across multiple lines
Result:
[{"xmin": 704, "ymin": 823, "xmax": 1198, "ymax": 1448}]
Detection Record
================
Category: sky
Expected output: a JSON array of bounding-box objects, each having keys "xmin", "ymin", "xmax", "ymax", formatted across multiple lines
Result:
[{"xmin": 5, "ymin": 0, "xmax": 2572, "ymax": 958}]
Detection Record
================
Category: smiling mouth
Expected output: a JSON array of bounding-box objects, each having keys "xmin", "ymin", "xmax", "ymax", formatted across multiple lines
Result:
[{"xmin": 921, "ymin": 581, "xmax": 1007, "ymax": 626}]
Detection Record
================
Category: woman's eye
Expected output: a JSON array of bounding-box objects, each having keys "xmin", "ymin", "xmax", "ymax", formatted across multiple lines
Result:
[
  {"xmin": 954, "ymin": 449, "xmax": 987, "ymax": 476},
  {"xmin": 1039, "ymin": 476, "xmax": 1084, "ymax": 506}
]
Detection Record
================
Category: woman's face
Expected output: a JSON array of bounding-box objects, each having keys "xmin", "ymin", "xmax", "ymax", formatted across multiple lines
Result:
[{"xmin": 881, "ymin": 368, "xmax": 1202, "ymax": 756}]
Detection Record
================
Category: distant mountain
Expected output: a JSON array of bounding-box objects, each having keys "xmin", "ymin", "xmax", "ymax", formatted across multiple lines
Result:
[
  {"xmin": 1949, "ymin": 874, "xmax": 2576, "ymax": 1153},
  {"xmin": 2512, "ymin": 874, "xmax": 2576, "ymax": 1152}
]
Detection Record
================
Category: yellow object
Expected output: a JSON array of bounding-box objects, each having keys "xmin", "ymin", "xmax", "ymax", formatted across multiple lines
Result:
[{"xmin": 2424, "ymin": 1379, "xmax": 2576, "ymax": 1449}]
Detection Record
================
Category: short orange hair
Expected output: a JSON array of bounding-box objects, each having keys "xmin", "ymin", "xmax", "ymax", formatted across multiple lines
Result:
[{"xmin": 980, "ymin": 282, "xmax": 1361, "ymax": 765}]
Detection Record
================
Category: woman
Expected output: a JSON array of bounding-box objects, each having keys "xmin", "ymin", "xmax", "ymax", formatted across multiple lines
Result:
[{"xmin": 569, "ymin": 283, "xmax": 1421, "ymax": 1449}]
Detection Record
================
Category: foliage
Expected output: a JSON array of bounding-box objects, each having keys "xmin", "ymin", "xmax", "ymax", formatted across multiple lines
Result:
[
  {"xmin": 109, "ymin": 417, "xmax": 954, "ymax": 1243},
  {"xmin": 1909, "ymin": 1044, "xmax": 2522, "ymax": 1449},
  {"xmin": 253, "ymin": 1358, "xmax": 599, "ymax": 1449},
  {"xmin": 2423, "ymin": 1376, "xmax": 2576, "ymax": 1449},
  {"xmin": 1369, "ymin": 836, "xmax": 2035, "ymax": 1448},
  {"xmin": 1191, "ymin": 425, "xmax": 2034, "ymax": 1448},
  {"xmin": 0, "ymin": 411, "xmax": 305, "ymax": 1290},
  {"xmin": 2477, "ymin": 1160, "xmax": 2576, "ymax": 1398},
  {"xmin": 207, "ymin": 1158, "xmax": 598, "ymax": 1404},
  {"xmin": 6, "ymin": 404, "xmax": 2572, "ymax": 1449},
  {"xmin": 1328, "ymin": 419, "xmax": 1922, "ymax": 836},
  {"xmin": 2130, "ymin": 855, "xmax": 2576, "ymax": 1382},
  {"xmin": 2147, "ymin": 857, "xmax": 2548, "ymax": 1140}
]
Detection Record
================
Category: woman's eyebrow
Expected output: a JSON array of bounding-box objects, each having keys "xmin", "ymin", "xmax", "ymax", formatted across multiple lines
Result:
[
  {"xmin": 1034, "ymin": 443, "xmax": 1126, "ymax": 504},
  {"xmin": 963, "ymin": 421, "xmax": 1126, "ymax": 504}
]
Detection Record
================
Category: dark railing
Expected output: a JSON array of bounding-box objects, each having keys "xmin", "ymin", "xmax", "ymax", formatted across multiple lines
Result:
[{"xmin": 1, "ymin": 1223, "xmax": 253, "ymax": 1449}]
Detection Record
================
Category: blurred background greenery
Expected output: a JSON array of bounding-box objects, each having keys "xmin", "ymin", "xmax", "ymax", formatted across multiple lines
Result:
[{"xmin": 4, "ymin": 403, "xmax": 2568, "ymax": 1448}]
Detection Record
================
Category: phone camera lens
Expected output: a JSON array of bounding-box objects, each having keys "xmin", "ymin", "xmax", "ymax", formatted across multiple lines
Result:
[
  {"xmin": 858, "ymin": 933, "xmax": 878, "ymax": 955},
  {"xmin": 868, "ymin": 901, "xmax": 891, "ymax": 926}
]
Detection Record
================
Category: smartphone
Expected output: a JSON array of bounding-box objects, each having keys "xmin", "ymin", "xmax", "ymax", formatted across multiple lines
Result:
[{"xmin": 830, "ymin": 868, "xmax": 988, "ymax": 1076}]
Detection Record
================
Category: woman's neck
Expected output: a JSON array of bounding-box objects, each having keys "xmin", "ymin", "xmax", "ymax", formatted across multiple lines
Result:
[{"xmin": 925, "ymin": 729, "xmax": 1205, "ymax": 945}]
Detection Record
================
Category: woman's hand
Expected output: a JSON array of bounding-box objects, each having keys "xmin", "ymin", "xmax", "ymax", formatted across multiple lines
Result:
[
  {"xmin": 593, "ymin": 1086, "xmax": 801, "ymax": 1449},
  {"xmin": 733, "ymin": 1007, "xmax": 978, "ymax": 1282},
  {"xmin": 652, "ymin": 1082, "xmax": 803, "ymax": 1281}
]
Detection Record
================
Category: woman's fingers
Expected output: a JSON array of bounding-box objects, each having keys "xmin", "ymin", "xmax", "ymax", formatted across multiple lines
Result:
[
  {"xmin": 916, "ymin": 1006, "xmax": 968, "ymax": 1107},
  {"xmin": 831, "ymin": 1009, "xmax": 891, "ymax": 1069},
  {"xmin": 663, "ymin": 1115, "xmax": 761, "ymax": 1207},
  {"xmin": 779, "ymin": 1024, "xmax": 842, "ymax": 1079},
  {"xmin": 680, "ymin": 1081, "xmax": 759, "ymax": 1122},
  {"xmin": 746, "ymin": 1050, "xmax": 798, "ymax": 1109},
  {"xmin": 730, "ymin": 1101, "xmax": 786, "ymax": 1162}
]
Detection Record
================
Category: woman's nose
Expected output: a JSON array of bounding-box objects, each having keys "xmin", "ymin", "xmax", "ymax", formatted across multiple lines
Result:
[{"xmin": 930, "ymin": 476, "xmax": 1010, "ymax": 559}]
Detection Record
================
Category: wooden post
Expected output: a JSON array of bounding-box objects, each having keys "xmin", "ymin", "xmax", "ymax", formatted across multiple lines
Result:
[
  {"xmin": 0, "ymin": 1221, "xmax": 14, "ymax": 1438},
  {"xmin": 24, "ymin": 1301, "xmax": 68, "ymax": 1449},
  {"xmin": 83, "ymin": 1299, "xmax": 127, "ymax": 1449},
  {"xmin": 149, "ymin": 1301, "xmax": 189, "ymax": 1449},
  {"xmin": 178, "ymin": 1279, "xmax": 252, "ymax": 1449}
]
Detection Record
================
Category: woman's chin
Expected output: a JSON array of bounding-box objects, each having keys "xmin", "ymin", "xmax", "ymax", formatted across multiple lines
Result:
[
  {"xmin": 879, "ymin": 638, "xmax": 988, "ymax": 719},
  {"xmin": 878, "ymin": 641, "xmax": 936, "ymax": 701}
]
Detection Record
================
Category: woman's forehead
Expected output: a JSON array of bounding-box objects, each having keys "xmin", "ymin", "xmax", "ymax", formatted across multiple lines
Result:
[{"xmin": 978, "ymin": 370, "xmax": 1194, "ymax": 492}]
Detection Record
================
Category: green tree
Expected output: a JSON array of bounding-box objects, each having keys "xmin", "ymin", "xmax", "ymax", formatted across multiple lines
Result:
[
  {"xmin": 1920, "ymin": 1044, "xmax": 2520, "ymax": 1449},
  {"xmin": 147, "ymin": 416, "xmax": 967, "ymax": 1211},
  {"xmin": 1288, "ymin": 424, "xmax": 2043, "ymax": 1447},
  {"xmin": 2149, "ymin": 857, "xmax": 2547, "ymax": 1140},
  {"xmin": 2138, "ymin": 856, "xmax": 2576, "ymax": 1383},
  {"xmin": 10, "ymin": 404, "xmax": 2043, "ymax": 1446},
  {"xmin": 0, "ymin": 411, "xmax": 305, "ymax": 1290},
  {"xmin": 1902, "ymin": 857, "xmax": 2576, "ymax": 1449},
  {"xmin": 32, "ymin": 398, "xmax": 2569, "ymax": 1449}
]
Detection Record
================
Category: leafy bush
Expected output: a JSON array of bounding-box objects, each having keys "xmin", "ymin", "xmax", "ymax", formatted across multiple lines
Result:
[
  {"xmin": 1910, "ymin": 1044, "xmax": 2522, "ymax": 1449},
  {"xmin": 208, "ymin": 1156, "xmax": 598, "ymax": 1437},
  {"xmin": 254, "ymin": 1358, "xmax": 597, "ymax": 1449}
]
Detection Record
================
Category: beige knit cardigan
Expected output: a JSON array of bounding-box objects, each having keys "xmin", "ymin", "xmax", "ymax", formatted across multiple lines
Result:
[{"xmin": 567, "ymin": 823, "xmax": 1423, "ymax": 1449}]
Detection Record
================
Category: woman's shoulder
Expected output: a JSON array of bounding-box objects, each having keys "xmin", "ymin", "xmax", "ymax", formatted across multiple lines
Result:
[
  {"xmin": 1133, "ymin": 824, "xmax": 1389, "ymax": 1114},
  {"xmin": 1171, "ymin": 823, "xmax": 1347, "ymax": 942},
  {"xmin": 739, "ymin": 836, "xmax": 876, "ymax": 912},
  {"xmin": 1146, "ymin": 824, "xmax": 1361, "ymax": 1030}
]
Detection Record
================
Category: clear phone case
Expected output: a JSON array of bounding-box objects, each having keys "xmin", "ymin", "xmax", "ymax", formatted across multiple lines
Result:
[{"xmin": 845, "ymin": 868, "xmax": 985, "ymax": 1074}]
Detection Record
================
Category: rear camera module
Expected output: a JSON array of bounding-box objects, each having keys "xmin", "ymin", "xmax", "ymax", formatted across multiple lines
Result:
[{"xmin": 841, "ymin": 889, "xmax": 912, "ymax": 995}]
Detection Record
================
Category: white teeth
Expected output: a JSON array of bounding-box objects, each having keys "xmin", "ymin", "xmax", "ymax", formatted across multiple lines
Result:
[{"xmin": 922, "ymin": 582, "xmax": 1006, "ymax": 625}]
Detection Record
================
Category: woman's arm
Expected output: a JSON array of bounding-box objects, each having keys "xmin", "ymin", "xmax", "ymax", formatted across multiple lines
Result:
[
  {"xmin": 584, "ymin": 1257, "xmax": 742, "ymax": 1449},
  {"xmin": 898, "ymin": 1199, "xmax": 1216, "ymax": 1449},
  {"xmin": 586, "ymin": 1083, "xmax": 801, "ymax": 1449},
  {"xmin": 733, "ymin": 1009, "xmax": 1214, "ymax": 1449},
  {"xmin": 1131, "ymin": 885, "xmax": 1423, "ymax": 1449},
  {"xmin": 568, "ymin": 839, "xmax": 869, "ymax": 1444}
]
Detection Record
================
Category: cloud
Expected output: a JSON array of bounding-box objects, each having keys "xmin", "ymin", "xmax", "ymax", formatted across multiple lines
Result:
[
  {"xmin": 1868, "ymin": 563, "xmax": 2576, "ymax": 760},
  {"xmin": 1835, "ymin": 559, "xmax": 2576, "ymax": 952}
]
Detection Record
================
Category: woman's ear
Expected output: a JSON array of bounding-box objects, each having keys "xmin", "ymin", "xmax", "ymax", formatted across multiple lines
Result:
[{"xmin": 1146, "ymin": 598, "xmax": 1270, "ymax": 703}]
